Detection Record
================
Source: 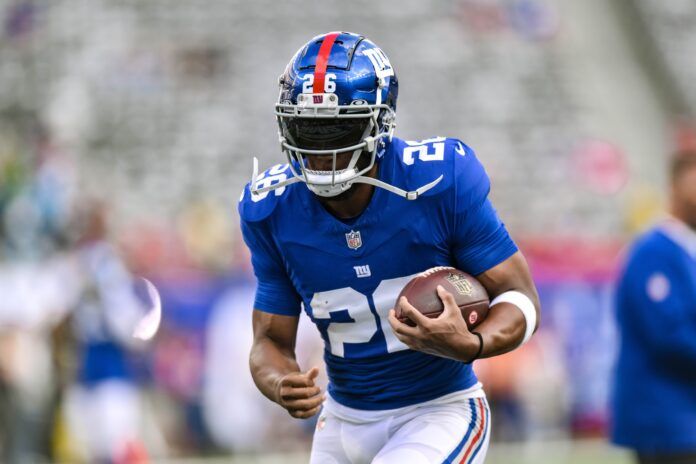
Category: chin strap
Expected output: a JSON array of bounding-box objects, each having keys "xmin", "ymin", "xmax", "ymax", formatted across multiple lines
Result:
[
  {"xmin": 249, "ymin": 157, "xmax": 444, "ymax": 201},
  {"xmin": 350, "ymin": 174, "xmax": 443, "ymax": 200}
]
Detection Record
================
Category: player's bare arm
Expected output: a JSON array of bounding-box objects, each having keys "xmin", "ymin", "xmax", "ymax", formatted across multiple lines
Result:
[
  {"xmin": 388, "ymin": 251, "xmax": 540, "ymax": 362},
  {"xmin": 250, "ymin": 310, "xmax": 324, "ymax": 419}
]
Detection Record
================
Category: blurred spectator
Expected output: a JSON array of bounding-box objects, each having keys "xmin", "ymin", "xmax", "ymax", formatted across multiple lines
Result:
[
  {"xmin": 611, "ymin": 150, "xmax": 696, "ymax": 464},
  {"xmin": 0, "ymin": 126, "xmax": 77, "ymax": 463},
  {"xmin": 61, "ymin": 202, "xmax": 149, "ymax": 463}
]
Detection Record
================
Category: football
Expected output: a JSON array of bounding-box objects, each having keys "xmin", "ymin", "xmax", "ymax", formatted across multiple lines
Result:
[{"xmin": 395, "ymin": 267, "xmax": 489, "ymax": 329}]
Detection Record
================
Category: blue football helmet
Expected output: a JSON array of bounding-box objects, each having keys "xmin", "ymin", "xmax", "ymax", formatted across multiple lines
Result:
[{"xmin": 250, "ymin": 31, "xmax": 442, "ymax": 200}]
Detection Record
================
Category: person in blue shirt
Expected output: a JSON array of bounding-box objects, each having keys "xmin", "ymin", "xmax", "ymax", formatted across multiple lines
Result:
[
  {"xmin": 64, "ymin": 203, "xmax": 147, "ymax": 463},
  {"xmin": 239, "ymin": 32, "xmax": 541, "ymax": 463},
  {"xmin": 612, "ymin": 149, "xmax": 696, "ymax": 464}
]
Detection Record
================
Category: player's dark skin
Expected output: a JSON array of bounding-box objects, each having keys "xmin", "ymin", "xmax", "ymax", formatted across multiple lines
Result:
[{"xmin": 250, "ymin": 151, "xmax": 541, "ymax": 418}]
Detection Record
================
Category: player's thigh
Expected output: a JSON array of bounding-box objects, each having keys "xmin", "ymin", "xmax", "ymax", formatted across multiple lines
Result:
[
  {"xmin": 309, "ymin": 412, "xmax": 351, "ymax": 464},
  {"xmin": 310, "ymin": 410, "xmax": 391, "ymax": 464},
  {"xmin": 373, "ymin": 397, "xmax": 491, "ymax": 464}
]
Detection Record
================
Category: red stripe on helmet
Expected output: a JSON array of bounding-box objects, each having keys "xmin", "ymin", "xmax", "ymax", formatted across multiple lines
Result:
[{"xmin": 313, "ymin": 32, "xmax": 340, "ymax": 94}]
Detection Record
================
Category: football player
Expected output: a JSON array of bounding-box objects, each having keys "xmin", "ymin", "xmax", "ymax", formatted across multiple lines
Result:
[
  {"xmin": 612, "ymin": 150, "xmax": 696, "ymax": 464},
  {"xmin": 238, "ymin": 32, "xmax": 540, "ymax": 463}
]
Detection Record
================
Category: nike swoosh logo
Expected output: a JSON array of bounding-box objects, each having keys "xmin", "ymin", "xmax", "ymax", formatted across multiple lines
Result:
[{"xmin": 455, "ymin": 143, "xmax": 467, "ymax": 156}]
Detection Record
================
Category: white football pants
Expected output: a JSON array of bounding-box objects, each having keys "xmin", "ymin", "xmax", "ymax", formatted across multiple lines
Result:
[{"xmin": 310, "ymin": 389, "xmax": 491, "ymax": 464}]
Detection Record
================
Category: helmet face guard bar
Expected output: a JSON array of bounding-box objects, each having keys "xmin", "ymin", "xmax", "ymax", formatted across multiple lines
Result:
[
  {"xmin": 278, "ymin": 140, "xmax": 381, "ymax": 198},
  {"xmin": 250, "ymin": 95, "xmax": 442, "ymax": 200},
  {"xmin": 275, "ymin": 101, "xmax": 393, "ymax": 118},
  {"xmin": 274, "ymin": 95, "xmax": 395, "ymax": 197}
]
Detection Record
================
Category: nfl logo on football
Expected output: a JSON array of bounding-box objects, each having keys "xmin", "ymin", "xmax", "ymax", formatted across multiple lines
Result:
[{"xmin": 345, "ymin": 230, "xmax": 362, "ymax": 250}]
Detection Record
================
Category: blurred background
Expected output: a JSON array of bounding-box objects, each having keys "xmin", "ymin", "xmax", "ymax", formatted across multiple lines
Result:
[{"xmin": 1, "ymin": 0, "xmax": 695, "ymax": 462}]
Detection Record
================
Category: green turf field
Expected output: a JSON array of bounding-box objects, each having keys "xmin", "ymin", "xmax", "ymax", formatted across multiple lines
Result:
[
  {"xmin": 486, "ymin": 439, "xmax": 632, "ymax": 464},
  {"xmin": 166, "ymin": 439, "xmax": 633, "ymax": 464}
]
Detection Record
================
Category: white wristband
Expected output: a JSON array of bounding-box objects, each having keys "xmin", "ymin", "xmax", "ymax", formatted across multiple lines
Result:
[{"xmin": 489, "ymin": 291, "xmax": 537, "ymax": 346}]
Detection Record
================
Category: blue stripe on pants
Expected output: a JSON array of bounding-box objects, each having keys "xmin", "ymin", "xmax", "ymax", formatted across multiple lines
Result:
[
  {"xmin": 467, "ymin": 399, "xmax": 489, "ymax": 463},
  {"xmin": 443, "ymin": 398, "xmax": 478, "ymax": 464}
]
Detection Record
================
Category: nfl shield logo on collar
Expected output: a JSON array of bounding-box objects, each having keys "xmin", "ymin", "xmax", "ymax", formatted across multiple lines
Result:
[{"xmin": 345, "ymin": 230, "xmax": 362, "ymax": 250}]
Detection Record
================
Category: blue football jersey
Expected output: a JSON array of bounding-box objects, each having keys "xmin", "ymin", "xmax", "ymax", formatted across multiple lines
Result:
[
  {"xmin": 611, "ymin": 220, "xmax": 696, "ymax": 452},
  {"xmin": 238, "ymin": 136, "xmax": 518, "ymax": 410}
]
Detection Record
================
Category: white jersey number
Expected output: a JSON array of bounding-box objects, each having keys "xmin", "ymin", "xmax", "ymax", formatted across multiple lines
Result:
[
  {"xmin": 309, "ymin": 275, "xmax": 415, "ymax": 357},
  {"xmin": 250, "ymin": 164, "xmax": 289, "ymax": 203},
  {"xmin": 402, "ymin": 137, "xmax": 446, "ymax": 165}
]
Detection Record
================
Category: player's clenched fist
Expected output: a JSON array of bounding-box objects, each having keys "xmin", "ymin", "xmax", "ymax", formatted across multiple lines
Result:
[{"xmin": 273, "ymin": 366, "xmax": 325, "ymax": 419}]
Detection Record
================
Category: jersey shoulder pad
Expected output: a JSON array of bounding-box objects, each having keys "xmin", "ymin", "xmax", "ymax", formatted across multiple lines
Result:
[
  {"xmin": 620, "ymin": 227, "xmax": 689, "ymax": 296},
  {"xmin": 629, "ymin": 226, "xmax": 688, "ymax": 269},
  {"xmin": 631, "ymin": 227, "xmax": 664, "ymax": 254},
  {"xmin": 238, "ymin": 163, "xmax": 296, "ymax": 223},
  {"xmin": 621, "ymin": 227, "xmax": 684, "ymax": 281},
  {"xmin": 388, "ymin": 136, "xmax": 489, "ymax": 201}
]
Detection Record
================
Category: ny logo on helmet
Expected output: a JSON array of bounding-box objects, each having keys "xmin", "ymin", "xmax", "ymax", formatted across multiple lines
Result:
[{"xmin": 363, "ymin": 48, "xmax": 394, "ymax": 79}]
